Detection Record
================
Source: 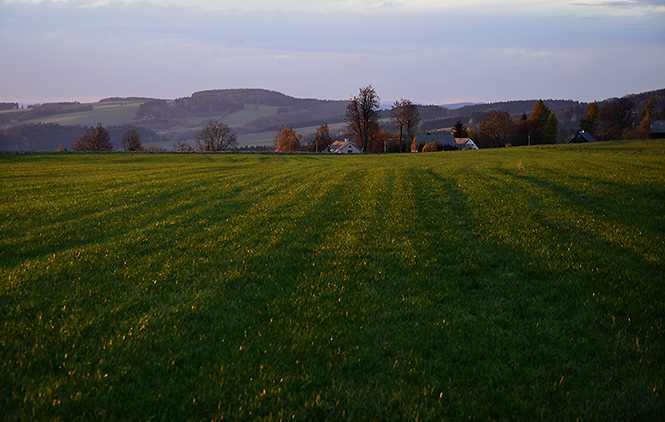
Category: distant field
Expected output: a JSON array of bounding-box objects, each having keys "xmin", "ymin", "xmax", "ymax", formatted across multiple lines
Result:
[
  {"xmin": 236, "ymin": 121, "xmax": 348, "ymax": 148},
  {"xmin": 3, "ymin": 102, "xmax": 329, "ymax": 148},
  {"xmin": 1, "ymin": 141, "xmax": 663, "ymax": 420},
  {"xmin": 223, "ymin": 104, "xmax": 282, "ymax": 126},
  {"xmin": 19, "ymin": 102, "xmax": 144, "ymax": 128}
]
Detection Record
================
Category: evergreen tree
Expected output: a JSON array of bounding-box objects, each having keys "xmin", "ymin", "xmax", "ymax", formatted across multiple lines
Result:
[
  {"xmin": 528, "ymin": 100, "xmax": 551, "ymax": 144},
  {"xmin": 543, "ymin": 113, "xmax": 559, "ymax": 143},
  {"xmin": 451, "ymin": 119, "xmax": 468, "ymax": 138}
]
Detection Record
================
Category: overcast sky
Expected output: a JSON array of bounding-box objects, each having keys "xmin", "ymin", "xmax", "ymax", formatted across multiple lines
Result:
[{"xmin": 1, "ymin": 0, "xmax": 664, "ymax": 105}]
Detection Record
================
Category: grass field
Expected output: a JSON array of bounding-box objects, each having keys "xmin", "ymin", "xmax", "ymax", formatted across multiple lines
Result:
[{"xmin": 1, "ymin": 141, "xmax": 664, "ymax": 420}]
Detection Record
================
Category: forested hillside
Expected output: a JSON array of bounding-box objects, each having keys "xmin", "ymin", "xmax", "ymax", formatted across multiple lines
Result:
[{"xmin": 417, "ymin": 89, "xmax": 665, "ymax": 142}]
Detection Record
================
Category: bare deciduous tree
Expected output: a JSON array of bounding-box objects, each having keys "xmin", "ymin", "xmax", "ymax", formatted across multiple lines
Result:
[
  {"xmin": 345, "ymin": 85, "xmax": 380, "ymax": 153},
  {"xmin": 308, "ymin": 124, "xmax": 332, "ymax": 152},
  {"xmin": 173, "ymin": 139, "xmax": 193, "ymax": 152},
  {"xmin": 193, "ymin": 120, "xmax": 237, "ymax": 152},
  {"xmin": 598, "ymin": 98, "xmax": 635, "ymax": 141},
  {"xmin": 390, "ymin": 99, "xmax": 420, "ymax": 153},
  {"xmin": 121, "ymin": 129, "xmax": 143, "ymax": 152},
  {"xmin": 478, "ymin": 110, "xmax": 516, "ymax": 148}
]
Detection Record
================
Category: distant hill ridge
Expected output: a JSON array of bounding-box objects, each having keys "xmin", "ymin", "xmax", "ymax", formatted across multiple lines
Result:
[{"xmin": 1, "ymin": 87, "xmax": 663, "ymax": 151}]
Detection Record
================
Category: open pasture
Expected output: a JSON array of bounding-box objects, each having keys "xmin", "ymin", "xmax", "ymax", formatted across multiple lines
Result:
[
  {"xmin": 17, "ymin": 102, "xmax": 144, "ymax": 128},
  {"xmin": 1, "ymin": 141, "xmax": 664, "ymax": 420}
]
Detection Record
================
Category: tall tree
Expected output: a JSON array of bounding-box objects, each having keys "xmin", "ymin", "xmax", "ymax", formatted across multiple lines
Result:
[
  {"xmin": 193, "ymin": 120, "xmax": 237, "ymax": 151},
  {"xmin": 515, "ymin": 113, "xmax": 532, "ymax": 146},
  {"xmin": 598, "ymin": 98, "xmax": 635, "ymax": 141},
  {"xmin": 72, "ymin": 123, "xmax": 113, "ymax": 152},
  {"xmin": 543, "ymin": 113, "xmax": 559, "ymax": 144},
  {"xmin": 274, "ymin": 126, "xmax": 302, "ymax": 152},
  {"xmin": 633, "ymin": 96, "xmax": 655, "ymax": 139},
  {"xmin": 410, "ymin": 136, "xmax": 419, "ymax": 152},
  {"xmin": 579, "ymin": 101, "xmax": 600, "ymax": 136},
  {"xmin": 451, "ymin": 119, "xmax": 468, "ymax": 138},
  {"xmin": 528, "ymin": 100, "xmax": 551, "ymax": 144},
  {"xmin": 308, "ymin": 124, "xmax": 332, "ymax": 152},
  {"xmin": 478, "ymin": 110, "xmax": 516, "ymax": 148},
  {"xmin": 121, "ymin": 129, "xmax": 143, "ymax": 152},
  {"xmin": 390, "ymin": 99, "xmax": 420, "ymax": 153},
  {"xmin": 345, "ymin": 85, "xmax": 380, "ymax": 153}
]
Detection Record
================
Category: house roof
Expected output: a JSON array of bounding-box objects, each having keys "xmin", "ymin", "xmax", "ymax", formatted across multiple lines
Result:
[
  {"xmin": 415, "ymin": 133, "xmax": 457, "ymax": 147},
  {"xmin": 651, "ymin": 121, "xmax": 665, "ymax": 134},
  {"xmin": 330, "ymin": 139, "xmax": 361, "ymax": 153},
  {"xmin": 570, "ymin": 131, "xmax": 597, "ymax": 143},
  {"xmin": 457, "ymin": 138, "xmax": 478, "ymax": 149},
  {"xmin": 455, "ymin": 137, "xmax": 471, "ymax": 146}
]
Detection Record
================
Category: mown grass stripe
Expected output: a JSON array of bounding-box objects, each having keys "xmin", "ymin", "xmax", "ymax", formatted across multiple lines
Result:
[{"xmin": 1, "ymin": 141, "xmax": 663, "ymax": 420}]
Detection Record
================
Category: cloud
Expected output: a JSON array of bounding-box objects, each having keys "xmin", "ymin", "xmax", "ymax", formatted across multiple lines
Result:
[{"xmin": 570, "ymin": 0, "xmax": 665, "ymax": 15}]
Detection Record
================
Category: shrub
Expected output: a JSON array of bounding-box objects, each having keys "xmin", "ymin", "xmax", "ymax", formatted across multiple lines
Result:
[
  {"xmin": 421, "ymin": 140, "xmax": 438, "ymax": 152},
  {"xmin": 121, "ymin": 129, "xmax": 143, "ymax": 152},
  {"xmin": 72, "ymin": 123, "xmax": 113, "ymax": 152}
]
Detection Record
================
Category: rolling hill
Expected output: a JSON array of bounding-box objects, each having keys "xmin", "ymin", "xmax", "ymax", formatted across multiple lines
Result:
[{"xmin": 1, "ymin": 88, "xmax": 663, "ymax": 151}]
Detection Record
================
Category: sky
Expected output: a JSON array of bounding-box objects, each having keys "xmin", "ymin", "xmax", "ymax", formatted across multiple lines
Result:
[{"xmin": 1, "ymin": 0, "xmax": 664, "ymax": 105}]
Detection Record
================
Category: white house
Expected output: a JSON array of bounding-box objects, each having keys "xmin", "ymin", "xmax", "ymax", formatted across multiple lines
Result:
[
  {"xmin": 329, "ymin": 139, "xmax": 362, "ymax": 154},
  {"xmin": 455, "ymin": 138, "xmax": 479, "ymax": 150}
]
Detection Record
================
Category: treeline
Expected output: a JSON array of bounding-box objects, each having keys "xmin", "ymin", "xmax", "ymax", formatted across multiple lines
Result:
[
  {"xmin": 0, "ymin": 102, "xmax": 19, "ymax": 111},
  {"xmin": 0, "ymin": 123, "xmax": 165, "ymax": 151},
  {"xmin": 418, "ymin": 89, "xmax": 665, "ymax": 144},
  {"xmin": 134, "ymin": 98, "xmax": 245, "ymax": 123},
  {"xmin": 0, "ymin": 102, "xmax": 93, "ymax": 125},
  {"xmin": 98, "ymin": 97, "xmax": 158, "ymax": 104}
]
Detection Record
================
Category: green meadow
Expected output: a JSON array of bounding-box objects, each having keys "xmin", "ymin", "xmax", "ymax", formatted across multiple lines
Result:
[
  {"xmin": 18, "ymin": 102, "xmax": 145, "ymax": 128},
  {"xmin": 1, "ymin": 141, "xmax": 664, "ymax": 421}
]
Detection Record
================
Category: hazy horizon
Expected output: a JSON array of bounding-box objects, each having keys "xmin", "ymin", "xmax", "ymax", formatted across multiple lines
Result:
[{"xmin": 2, "ymin": 0, "xmax": 664, "ymax": 105}]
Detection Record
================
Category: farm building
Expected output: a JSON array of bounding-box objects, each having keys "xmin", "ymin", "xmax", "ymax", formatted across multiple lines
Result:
[
  {"xmin": 569, "ymin": 131, "xmax": 598, "ymax": 143},
  {"xmin": 415, "ymin": 134, "xmax": 457, "ymax": 149},
  {"xmin": 455, "ymin": 138, "xmax": 479, "ymax": 150},
  {"xmin": 650, "ymin": 121, "xmax": 665, "ymax": 139},
  {"xmin": 329, "ymin": 139, "xmax": 362, "ymax": 154}
]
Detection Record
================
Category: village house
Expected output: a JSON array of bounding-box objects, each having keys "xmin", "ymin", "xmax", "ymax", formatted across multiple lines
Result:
[
  {"xmin": 329, "ymin": 139, "xmax": 362, "ymax": 154},
  {"xmin": 650, "ymin": 121, "xmax": 665, "ymax": 139},
  {"xmin": 454, "ymin": 137, "xmax": 479, "ymax": 150},
  {"xmin": 414, "ymin": 133, "xmax": 457, "ymax": 150},
  {"xmin": 569, "ymin": 131, "xmax": 598, "ymax": 143}
]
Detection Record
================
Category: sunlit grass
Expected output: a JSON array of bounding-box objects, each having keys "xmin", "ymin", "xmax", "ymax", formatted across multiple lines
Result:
[{"xmin": 1, "ymin": 141, "xmax": 664, "ymax": 420}]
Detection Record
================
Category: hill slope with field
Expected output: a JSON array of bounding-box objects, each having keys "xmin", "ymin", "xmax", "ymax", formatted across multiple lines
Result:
[
  {"xmin": 1, "ymin": 141, "xmax": 663, "ymax": 420},
  {"xmin": 1, "ymin": 87, "xmax": 664, "ymax": 150}
]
